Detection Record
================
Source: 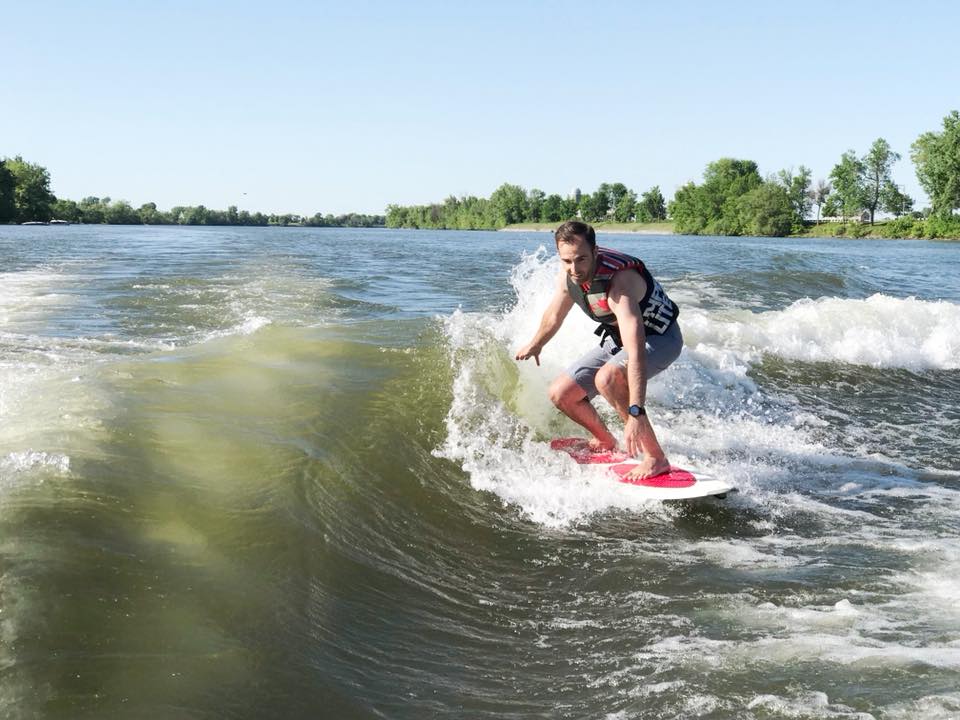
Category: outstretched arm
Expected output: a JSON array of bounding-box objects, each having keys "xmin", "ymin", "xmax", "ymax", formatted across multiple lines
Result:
[
  {"xmin": 608, "ymin": 271, "xmax": 670, "ymax": 477},
  {"xmin": 515, "ymin": 272, "xmax": 575, "ymax": 366}
]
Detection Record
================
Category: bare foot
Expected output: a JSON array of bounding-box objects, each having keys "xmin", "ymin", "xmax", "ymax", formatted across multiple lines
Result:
[
  {"xmin": 623, "ymin": 456, "xmax": 671, "ymax": 481},
  {"xmin": 587, "ymin": 435, "xmax": 617, "ymax": 452}
]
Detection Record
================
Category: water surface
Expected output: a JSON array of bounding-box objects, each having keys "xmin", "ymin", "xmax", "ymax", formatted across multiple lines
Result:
[{"xmin": 1, "ymin": 225, "xmax": 958, "ymax": 718}]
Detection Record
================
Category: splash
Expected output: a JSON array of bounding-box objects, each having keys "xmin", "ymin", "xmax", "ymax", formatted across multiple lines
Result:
[
  {"xmin": 684, "ymin": 293, "xmax": 960, "ymax": 371},
  {"xmin": 437, "ymin": 247, "xmax": 960, "ymax": 526}
]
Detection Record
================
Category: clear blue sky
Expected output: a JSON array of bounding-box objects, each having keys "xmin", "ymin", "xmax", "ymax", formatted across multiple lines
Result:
[{"xmin": 5, "ymin": 0, "xmax": 957, "ymax": 215}]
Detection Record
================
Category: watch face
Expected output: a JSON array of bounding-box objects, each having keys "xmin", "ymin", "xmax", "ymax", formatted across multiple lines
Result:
[{"xmin": 629, "ymin": 404, "xmax": 644, "ymax": 417}]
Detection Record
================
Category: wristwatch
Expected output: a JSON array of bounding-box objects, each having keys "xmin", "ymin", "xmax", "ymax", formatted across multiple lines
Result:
[{"xmin": 628, "ymin": 404, "xmax": 646, "ymax": 417}]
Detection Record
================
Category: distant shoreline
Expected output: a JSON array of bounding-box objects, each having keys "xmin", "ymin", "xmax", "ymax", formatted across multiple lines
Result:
[
  {"xmin": 500, "ymin": 220, "xmax": 958, "ymax": 240},
  {"xmin": 500, "ymin": 221, "xmax": 675, "ymax": 235}
]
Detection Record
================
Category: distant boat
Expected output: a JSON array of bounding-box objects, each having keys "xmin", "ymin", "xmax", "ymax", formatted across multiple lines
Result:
[
  {"xmin": 49, "ymin": 219, "xmax": 70, "ymax": 225},
  {"xmin": 21, "ymin": 221, "xmax": 49, "ymax": 225}
]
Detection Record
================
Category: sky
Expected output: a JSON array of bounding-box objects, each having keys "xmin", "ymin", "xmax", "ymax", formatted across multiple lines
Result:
[{"xmin": 5, "ymin": 0, "xmax": 958, "ymax": 215}]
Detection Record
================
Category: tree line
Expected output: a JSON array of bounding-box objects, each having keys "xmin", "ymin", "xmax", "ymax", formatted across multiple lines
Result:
[
  {"xmin": 386, "ymin": 109, "xmax": 960, "ymax": 238},
  {"xmin": 0, "ymin": 159, "xmax": 384, "ymax": 227},
  {"xmin": 668, "ymin": 139, "xmax": 918, "ymax": 237},
  {"xmin": 386, "ymin": 183, "xmax": 667, "ymax": 230},
  {"xmin": 5, "ymin": 110, "xmax": 958, "ymax": 237}
]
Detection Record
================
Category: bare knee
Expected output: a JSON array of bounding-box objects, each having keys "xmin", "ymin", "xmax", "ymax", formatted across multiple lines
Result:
[
  {"xmin": 595, "ymin": 364, "xmax": 625, "ymax": 399},
  {"xmin": 548, "ymin": 375, "xmax": 584, "ymax": 410}
]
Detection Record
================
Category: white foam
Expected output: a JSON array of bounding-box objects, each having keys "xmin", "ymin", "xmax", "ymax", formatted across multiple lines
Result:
[
  {"xmin": 440, "ymin": 248, "xmax": 951, "ymax": 525},
  {"xmin": 435, "ymin": 353, "xmax": 672, "ymax": 527},
  {"xmin": 0, "ymin": 267, "xmax": 71, "ymax": 328},
  {"xmin": 200, "ymin": 314, "xmax": 272, "ymax": 343},
  {"xmin": 0, "ymin": 451, "xmax": 70, "ymax": 479},
  {"xmin": 747, "ymin": 692, "xmax": 875, "ymax": 719},
  {"xmin": 641, "ymin": 631, "xmax": 960, "ymax": 671},
  {"xmin": 436, "ymin": 247, "xmax": 960, "ymax": 684},
  {"xmin": 684, "ymin": 293, "xmax": 960, "ymax": 371},
  {"xmin": 688, "ymin": 538, "xmax": 811, "ymax": 570},
  {"xmin": 882, "ymin": 693, "xmax": 960, "ymax": 720}
]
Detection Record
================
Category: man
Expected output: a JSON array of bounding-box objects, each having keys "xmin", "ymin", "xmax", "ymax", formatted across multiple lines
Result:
[{"xmin": 515, "ymin": 221, "xmax": 683, "ymax": 480}]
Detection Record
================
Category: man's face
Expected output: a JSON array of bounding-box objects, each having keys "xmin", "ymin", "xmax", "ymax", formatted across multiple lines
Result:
[{"xmin": 557, "ymin": 236, "xmax": 597, "ymax": 285}]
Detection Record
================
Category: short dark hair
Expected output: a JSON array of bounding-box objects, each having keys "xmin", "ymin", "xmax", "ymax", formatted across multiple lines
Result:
[{"xmin": 555, "ymin": 220, "xmax": 596, "ymax": 249}]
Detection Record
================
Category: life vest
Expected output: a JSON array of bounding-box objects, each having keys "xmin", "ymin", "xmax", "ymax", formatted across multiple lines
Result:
[{"xmin": 566, "ymin": 247, "xmax": 679, "ymax": 346}]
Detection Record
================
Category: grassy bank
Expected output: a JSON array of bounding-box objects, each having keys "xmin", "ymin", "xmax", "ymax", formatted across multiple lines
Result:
[
  {"xmin": 793, "ymin": 219, "xmax": 960, "ymax": 240},
  {"xmin": 502, "ymin": 218, "xmax": 959, "ymax": 240},
  {"xmin": 502, "ymin": 221, "xmax": 675, "ymax": 234}
]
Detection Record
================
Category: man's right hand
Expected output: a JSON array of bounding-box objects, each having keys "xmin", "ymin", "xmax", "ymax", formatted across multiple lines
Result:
[{"xmin": 515, "ymin": 341, "xmax": 542, "ymax": 366}]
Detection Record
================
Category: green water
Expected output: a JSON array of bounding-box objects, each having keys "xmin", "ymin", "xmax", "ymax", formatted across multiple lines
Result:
[{"xmin": 1, "ymin": 225, "xmax": 959, "ymax": 718}]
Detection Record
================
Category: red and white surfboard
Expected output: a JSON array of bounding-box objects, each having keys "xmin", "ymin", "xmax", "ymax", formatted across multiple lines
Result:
[{"xmin": 550, "ymin": 437, "xmax": 734, "ymax": 500}]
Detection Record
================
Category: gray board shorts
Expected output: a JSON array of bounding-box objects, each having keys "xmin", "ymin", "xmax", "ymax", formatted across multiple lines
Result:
[{"xmin": 565, "ymin": 321, "xmax": 683, "ymax": 400}]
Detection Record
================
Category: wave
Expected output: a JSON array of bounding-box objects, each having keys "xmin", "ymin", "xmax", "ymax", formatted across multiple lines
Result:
[
  {"xmin": 684, "ymin": 293, "xmax": 960, "ymax": 372},
  {"xmin": 435, "ymin": 247, "xmax": 960, "ymax": 527},
  {"xmin": 3, "ymin": 234, "xmax": 959, "ymax": 718}
]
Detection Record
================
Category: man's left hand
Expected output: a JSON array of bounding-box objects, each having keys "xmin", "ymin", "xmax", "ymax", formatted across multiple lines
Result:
[{"xmin": 624, "ymin": 416, "xmax": 644, "ymax": 456}]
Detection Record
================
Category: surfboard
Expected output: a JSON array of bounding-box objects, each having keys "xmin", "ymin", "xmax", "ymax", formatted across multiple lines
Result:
[{"xmin": 550, "ymin": 437, "xmax": 734, "ymax": 500}]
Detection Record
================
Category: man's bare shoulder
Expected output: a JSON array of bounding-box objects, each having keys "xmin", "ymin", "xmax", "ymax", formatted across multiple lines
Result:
[{"xmin": 609, "ymin": 266, "xmax": 647, "ymax": 300}]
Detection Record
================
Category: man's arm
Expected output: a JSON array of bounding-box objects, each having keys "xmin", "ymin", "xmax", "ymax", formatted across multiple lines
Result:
[
  {"xmin": 515, "ymin": 272, "xmax": 575, "ymax": 366},
  {"xmin": 607, "ymin": 271, "xmax": 670, "ymax": 475}
]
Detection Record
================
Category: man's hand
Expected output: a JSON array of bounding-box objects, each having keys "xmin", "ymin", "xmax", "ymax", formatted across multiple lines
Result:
[
  {"xmin": 624, "ymin": 416, "xmax": 670, "ymax": 479},
  {"xmin": 623, "ymin": 415, "xmax": 644, "ymax": 456},
  {"xmin": 515, "ymin": 342, "xmax": 543, "ymax": 366}
]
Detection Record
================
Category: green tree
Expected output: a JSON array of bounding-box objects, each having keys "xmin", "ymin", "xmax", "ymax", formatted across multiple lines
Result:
[
  {"xmin": 880, "ymin": 182, "xmax": 914, "ymax": 217},
  {"xmin": 862, "ymin": 138, "xmax": 900, "ymax": 224},
  {"xmin": 911, "ymin": 110, "xmax": 960, "ymax": 217},
  {"xmin": 489, "ymin": 183, "xmax": 528, "ymax": 226},
  {"xmin": 668, "ymin": 158, "xmax": 762, "ymax": 235},
  {"xmin": 386, "ymin": 204, "xmax": 408, "ymax": 228},
  {"xmin": 822, "ymin": 194, "xmax": 842, "ymax": 220},
  {"xmin": 0, "ymin": 160, "xmax": 15, "ymax": 222},
  {"xmin": 105, "ymin": 200, "xmax": 140, "ymax": 224},
  {"xmin": 527, "ymin": 188, "xmax": 545, "ymax": 222},
  {"xmin": 667, "ymin": 182, "xmax": 703, "ymax": 232},
  {"xmin": 829, "ymin": 150, "xmax": 867, "ymax": 220},
  {"xmin": 777, "ymin": 165, "xmax": 812, "ymax": 227},
  {"xmin": 603, "ymin": 182, "xmax": 631, "ymax": 212},
  {"xmin": 638, "ymin": 185, "xmax": 666, "ymax": 221},
  {"xmin": 138, "ymin": 202, "xmax": 167, "ymax": 224},
  {"xmin": 542, "ymin": 194, "xmax": 565, "ymax": 222},
  {"xmin": 5, "ymin": 156, "xmax": 55, "ymax": 222},
  {"xmin": 737, "ymin": 182, "xmax": 794, "ymax": 237},
  {"xmin": 613, "ymin": 188, "xmax": 637, "ymax": 222},
  {"xmin": 578, "ymin": 192, "xmax": 607, "ymax": 222},
  {"xmin": 181, "ymin": 205, "xmax": 209, "ymax": 225},
  {"xmin": 51, "ymin": 198, "xmax": 81, "ymax": 222},
  {"xmin": 807, "ymin": 179, "xmax": 831, "ymax": 224},
  {"xmin": 79, "ymin": 196, "xmax": 106, "ymax": 224}
]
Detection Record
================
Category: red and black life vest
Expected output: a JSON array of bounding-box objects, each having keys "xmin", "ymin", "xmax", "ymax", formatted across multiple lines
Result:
[{"xmin": 566, "ymin": 247, "xmax": 679, "ymax": 346}]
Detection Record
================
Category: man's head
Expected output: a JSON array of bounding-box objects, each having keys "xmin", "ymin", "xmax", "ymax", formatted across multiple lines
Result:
[
  {"xmin": 554, "ymin": 220, "xmax": 596, "ymax": 250},
  {"xmin": 554, "ymin": 221, "xmax": 597, "ymax": 285}
]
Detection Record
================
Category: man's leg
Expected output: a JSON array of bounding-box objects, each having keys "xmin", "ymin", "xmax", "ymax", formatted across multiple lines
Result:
[
  {"xmin": 595, "ymin": 363, "xmax": 630, "ymax": 422},
  {"xmin": 548, "ymin": 373, "xmax": 618, "ymax": 450},
  {"xmin": 594, "ymin": 323, "xmax": 684, "ymax": 467},
  {"xmin": 595, "ymin": 322, "xmax": 684, "ymax": 415}
]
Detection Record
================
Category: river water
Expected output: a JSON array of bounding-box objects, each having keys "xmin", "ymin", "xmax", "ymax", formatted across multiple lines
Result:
[{"xmin": 1, "ymin": 225, "xmax": 958, "ymax": 719}]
